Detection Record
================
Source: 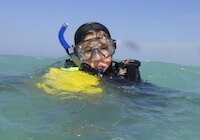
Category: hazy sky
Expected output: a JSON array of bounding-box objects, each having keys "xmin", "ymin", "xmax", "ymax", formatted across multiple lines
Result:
[{"xmin": 0, "ymin": 0, "xmax": 200, "ymax": 66}]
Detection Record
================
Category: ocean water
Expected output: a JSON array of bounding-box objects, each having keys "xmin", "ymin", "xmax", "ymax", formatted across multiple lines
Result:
[{"xmin": 0, "ymin": 55, "xmax": 200, "ymax": 140}]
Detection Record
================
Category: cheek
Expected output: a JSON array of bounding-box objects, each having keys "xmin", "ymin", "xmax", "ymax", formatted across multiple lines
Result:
[
  {"xmin": 104, "ymin": 57, "xmax": 112, "ymax": 66},
  {"xmin": 85, "ymin": 60, "xmax": 94, "ymax": 68}
]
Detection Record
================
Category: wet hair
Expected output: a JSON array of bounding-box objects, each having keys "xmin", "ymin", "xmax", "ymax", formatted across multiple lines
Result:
[
  {"xmin": 82, "ymin": 30, "xmax": 109, "ymax": 41},
  {"xmin": 74, "ymin": 22, "xmax": 111, "ymax": 45}
]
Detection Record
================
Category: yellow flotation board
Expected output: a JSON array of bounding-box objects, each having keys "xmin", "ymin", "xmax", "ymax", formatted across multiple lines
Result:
[{"xmin": 37, "ymin": 67, "xmax": 102, "ymax": 98}]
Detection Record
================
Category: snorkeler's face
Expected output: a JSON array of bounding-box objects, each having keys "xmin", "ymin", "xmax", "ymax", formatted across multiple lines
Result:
[{"xmin": 83, "ymin": 32, "xmax": 112, "ymax": 72}]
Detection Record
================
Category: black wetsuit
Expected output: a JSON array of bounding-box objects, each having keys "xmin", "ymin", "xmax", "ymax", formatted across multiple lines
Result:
[{"xmin": 65, "ymin": 59, "xmax": 143, "ymax": 83}]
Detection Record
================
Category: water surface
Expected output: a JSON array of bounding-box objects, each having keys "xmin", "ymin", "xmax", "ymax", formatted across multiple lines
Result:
[{"xmin": 0, "ymin": 55, "xmax": 199, "ymax": 140}]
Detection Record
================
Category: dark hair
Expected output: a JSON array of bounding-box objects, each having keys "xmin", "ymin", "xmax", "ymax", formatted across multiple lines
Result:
[{"xmin": 74, "ymin": 22, "xmax": 111, "ymax": 45}]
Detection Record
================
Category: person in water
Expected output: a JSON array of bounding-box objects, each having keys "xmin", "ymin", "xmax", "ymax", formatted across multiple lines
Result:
[{"xmin": 63, "ymin": 22, "xmax": 142, "ymax": 82}]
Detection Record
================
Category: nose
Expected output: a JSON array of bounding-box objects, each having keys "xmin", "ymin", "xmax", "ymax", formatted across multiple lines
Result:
[{"xmin": 91, "ymin": 49, "xmax": 103, "ymax": 61}]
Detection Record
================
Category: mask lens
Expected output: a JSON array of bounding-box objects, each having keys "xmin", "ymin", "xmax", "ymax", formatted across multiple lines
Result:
[
  {"xmin": 98, "ymin": 39, "xmax": 109, "ymax": 56},
  {"xmin": 76, "ymin": 38, "xmax": 115, "ymax": 61}
]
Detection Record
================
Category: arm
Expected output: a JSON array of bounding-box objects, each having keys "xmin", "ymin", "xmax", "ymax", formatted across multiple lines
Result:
[{"xmin": 115, "ymin": 59, "xmax": 142, "ymax": 82}]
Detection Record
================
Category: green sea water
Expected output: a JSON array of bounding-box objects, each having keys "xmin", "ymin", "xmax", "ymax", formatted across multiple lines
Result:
[{"xmin": 0, "ymin": 55, "xmax": 200, "ymax": 140}]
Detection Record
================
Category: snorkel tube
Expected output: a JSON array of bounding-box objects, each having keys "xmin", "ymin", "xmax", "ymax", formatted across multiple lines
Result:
[
  {"xmin": 58, "ymin": 23, "xmax": 83, "ymax": 67},
  {"xmin": 58, "ymin": 23, "xmax": 72, "ymax": 56}
]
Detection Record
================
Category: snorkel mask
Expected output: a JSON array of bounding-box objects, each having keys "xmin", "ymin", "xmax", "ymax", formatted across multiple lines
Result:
[
  {"xmin": 58, "ymin": 22, "xmax": 116, "ymax": 76},
  {"xmin": 74, "ymin": 37, "xmax": 116, "ymax": 61}
]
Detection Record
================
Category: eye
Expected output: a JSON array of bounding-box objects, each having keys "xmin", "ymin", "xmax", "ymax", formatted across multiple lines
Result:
[
  {"xmin": 84, "ymin": 47, "xmax": 92, "ymax": 54},
  {"xmin": 100, "ymin": 44, "xmax": 108, "ymax": 50}
]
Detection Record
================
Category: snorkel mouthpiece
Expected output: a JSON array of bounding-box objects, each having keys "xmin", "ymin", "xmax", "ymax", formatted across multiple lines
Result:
[
  {"xmin": 80, "ymin": 63, "xmax": 104, "ymax": 77},
  {"xmin": 96, "ymin": 67, "xmax": 104, "ymax": 77}
]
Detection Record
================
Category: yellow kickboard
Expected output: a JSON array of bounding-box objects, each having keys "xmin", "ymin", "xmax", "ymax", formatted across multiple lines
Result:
[{"xmin": 37, "ymin": 67, "xmax": 102, "ymax": 96}]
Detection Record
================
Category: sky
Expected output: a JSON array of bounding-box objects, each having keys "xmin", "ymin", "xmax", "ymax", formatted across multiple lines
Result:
[{"xmin": 0, "ymin": 0, "xmax": 200, "ymax": 66}]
